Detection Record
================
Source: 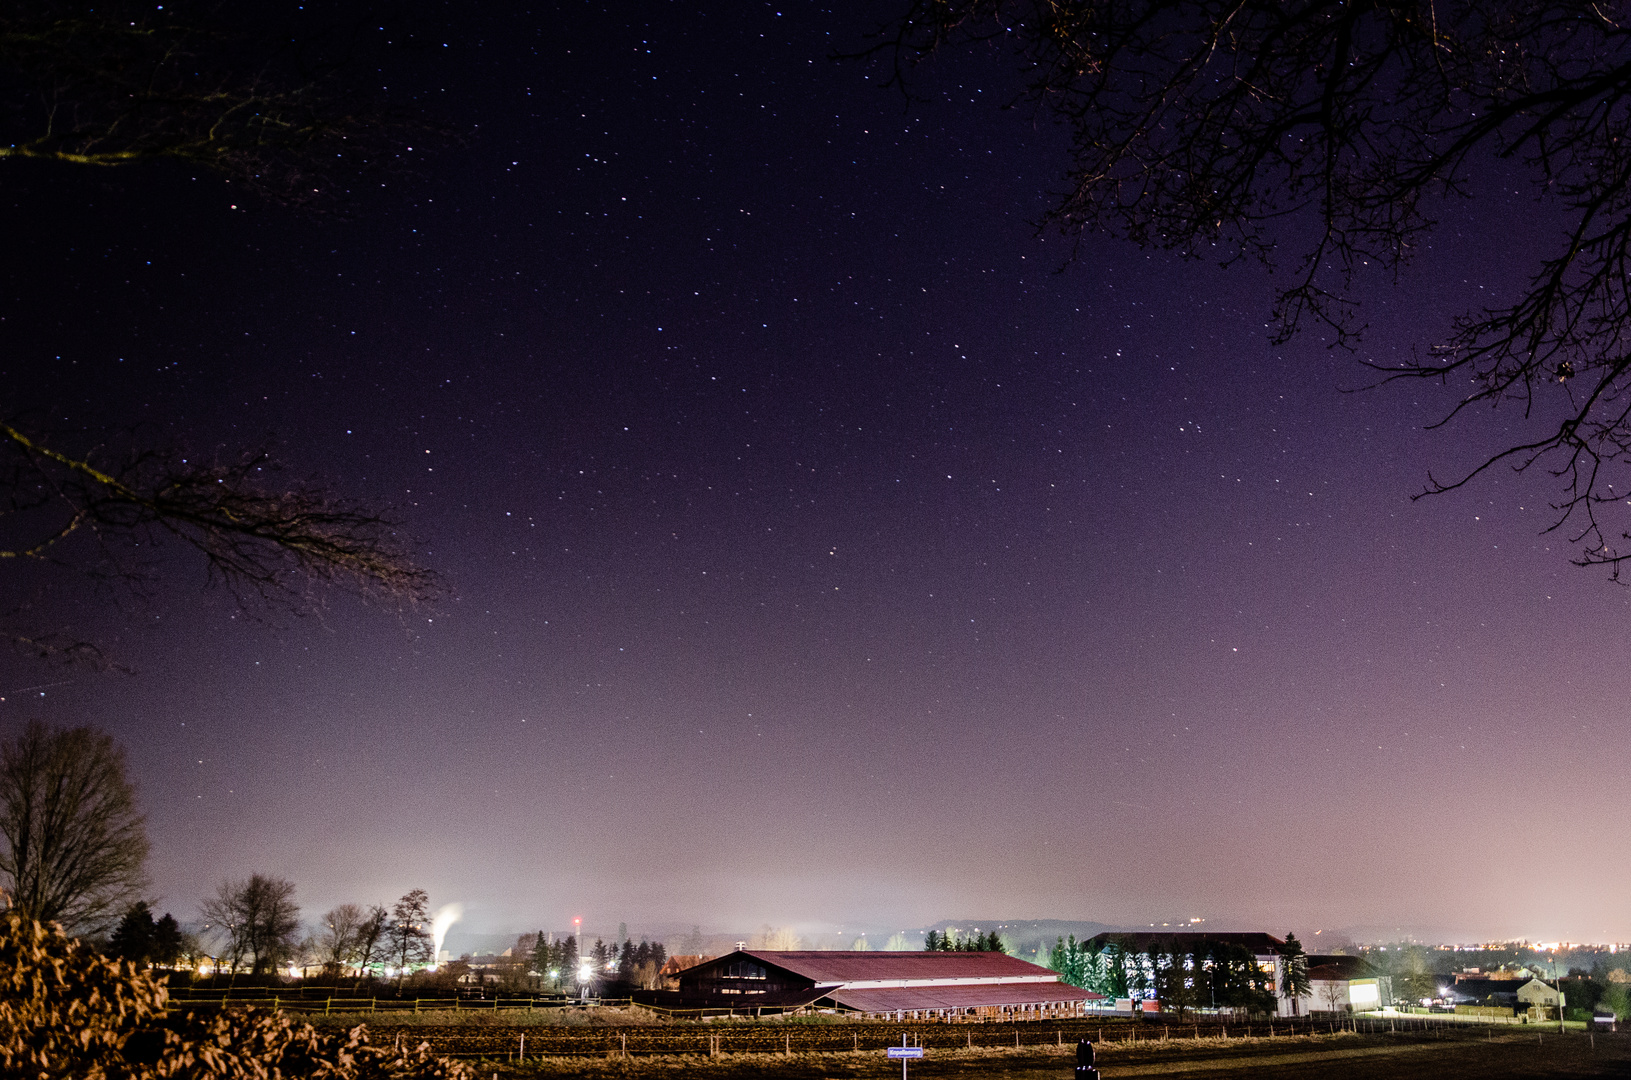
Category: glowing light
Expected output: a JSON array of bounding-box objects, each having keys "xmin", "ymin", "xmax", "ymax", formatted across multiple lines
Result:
[{"xmin": 431, "ymin": 903, "xmax": 463, "ymax": 967}]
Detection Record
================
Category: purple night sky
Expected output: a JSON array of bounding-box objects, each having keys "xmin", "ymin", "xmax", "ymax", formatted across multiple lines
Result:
[{"xmin": 1, "ymin": 1, "xmax": 1626, "ymax": 946}]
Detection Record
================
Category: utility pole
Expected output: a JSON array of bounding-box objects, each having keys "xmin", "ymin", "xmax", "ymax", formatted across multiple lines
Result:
[{"xmin": 1553, "ymin": 952, "xmax": 1565, "ymax": 1035}]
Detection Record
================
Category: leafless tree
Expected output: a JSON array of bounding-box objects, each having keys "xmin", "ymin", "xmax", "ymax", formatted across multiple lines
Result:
[
  {"xmin": 319, "ymin": 902, "xmax": 368, "ymax": 974},
  {"xmin": 0, "ymin": 721, "xmax": 148, "ymax": 935},
  {"xmin": 386, "ymin": 888, "xmax": 433, "ymax": 983},
  {"xmin": 873, "ymin": 0, "xmax": 1631, "ymax": 576},
  {"xmin": 353, "ymin": 903, "xmax": 389, "ymax": 985},
  {"xmin": 1320, "ymin": 977, "xmax": 1348, "ymax": 1015},
  {"xmin": 199, "ymin": 873, "xmax": 301, "ymax": 976}
]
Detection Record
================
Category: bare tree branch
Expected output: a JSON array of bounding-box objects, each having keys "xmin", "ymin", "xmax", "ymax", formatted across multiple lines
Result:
[
  {"xmin": 870, "ymin": 0, "xmax": 1631, "ymax": 575},
  {"xmin": 0, "ymin": 421, "xmax": 442, "ymax": 624},
  {"xmin": 0, "ymin": 2, "xmax": 451, "ymax": 208}
]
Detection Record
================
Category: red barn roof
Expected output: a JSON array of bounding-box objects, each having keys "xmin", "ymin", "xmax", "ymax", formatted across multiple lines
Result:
[
  {"xmin": 728, "ymin": 950, "xmax": 1058, "ymax": 984},
  {"xmin": 828, "ymin": 982, "xmax": 1102, "ymax": 1013}
]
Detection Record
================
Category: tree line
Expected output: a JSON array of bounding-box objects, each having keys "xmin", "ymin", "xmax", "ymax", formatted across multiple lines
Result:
[
  {"xmin": 924, "ymin": 929, "xmax": 1006, "ymax": 952},
  {"xmin": 1044, "ymin": 934, "xmax": 1283, "ymax": 1015}
]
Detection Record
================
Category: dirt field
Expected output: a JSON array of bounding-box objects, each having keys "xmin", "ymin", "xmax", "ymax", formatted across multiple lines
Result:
[{"xmin": 451, "ymin": 1029, "xmax": 1631, "ymax": 1079}]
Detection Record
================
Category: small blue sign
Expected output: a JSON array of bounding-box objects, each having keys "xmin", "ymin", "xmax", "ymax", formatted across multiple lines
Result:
[{"xmin": 886, "ymin": 1047, "xmax": 926, "ymax": 1059}]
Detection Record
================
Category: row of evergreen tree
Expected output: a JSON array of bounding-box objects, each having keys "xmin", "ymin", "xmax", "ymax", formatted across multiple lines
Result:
[
  {"xmin": 527, "ymin": 934, "xmax": 668, "ymax": 989},
  {"xmin": 1044, "ymin": 933, "xmax": 1293, "ymax": 1015},
  {"xmin": 923, "ymin": 929, "xmax": 1005, "ymax": 952},
  {"xmin": 107, "ymin": 902, "xmax": 185, "ymax": 967}
]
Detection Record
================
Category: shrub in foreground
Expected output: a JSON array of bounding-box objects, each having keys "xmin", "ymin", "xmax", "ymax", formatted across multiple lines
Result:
[{"xmin": 0, "ymin": 909, "xmax": 472, "ymax": 1078}]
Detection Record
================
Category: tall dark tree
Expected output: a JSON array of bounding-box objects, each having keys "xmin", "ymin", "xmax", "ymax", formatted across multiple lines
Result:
[
  {"xmin": 319, "ymin": 903, "xmax": 365, "ymax": 974},
  {"xmin": 531, "ymin": 931, "xmax": 555, "ymax": 988},
  {"xmin": 560, "ymin": 935, "xmax": 580, "ymax": 989},
  {"xmin": 877, "ymin": 0, "xmax": 1631, "ymax": 577},
  {"xmin": 108, "ymin": 901, "xmax": 156, "ymax": 964},
  {"xmin": 150, "ymin": 912, "xmax": 183, "ymax": 968},
  {"xmin": 199, "ymin": 873, "xmax": 300, "ymax": 975},
  {"xmin": 350, "ymin": 903, "xmax": 389, "ymax": 987},
  {"xmin": 1279, "ymin": 932, "xmax": 1312, "ymax": 1007},
  {"xmin": 0, "ymin": 721, "xmax": 148, "ymax": 934},
  {"xmin": 385, "ymin": 889, "xmax": 433, "ymax": 983},
  {"xmin": 924, "ymin": 930, "xmax": 941, "ymax": 952},
  {"xmin": 1104, "ymin": 942, "xmax": 1130, "ymax": 999}
]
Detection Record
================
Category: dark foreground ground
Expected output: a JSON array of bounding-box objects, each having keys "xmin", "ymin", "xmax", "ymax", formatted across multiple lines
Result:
[{"xmin": 456, "ymin": 1029, "xmax": 1631, "ymax": 1079}]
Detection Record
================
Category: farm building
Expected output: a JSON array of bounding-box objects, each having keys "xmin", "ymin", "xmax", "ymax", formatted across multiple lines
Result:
[
  {"xmin": 1305, "ymin": 954, "xmax": 1391, "ymax": 1015},
  {"xmin": 638, "ymin": 950, "xmax": 1101, "ymax": 1019},
  {"xmin": 1445, "ymin": 976, "xmax": 1562, "ymax": 1018}
]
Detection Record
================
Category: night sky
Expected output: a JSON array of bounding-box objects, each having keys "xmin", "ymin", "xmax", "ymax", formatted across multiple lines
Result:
[{"xmin": 3, "ymin": 1, "xmax": 1626, "ymax": 947}]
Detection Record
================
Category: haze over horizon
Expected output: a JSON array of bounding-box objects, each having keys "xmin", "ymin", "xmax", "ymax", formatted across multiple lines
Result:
[{"xmin": 2, "ymin": 1, "xmax": 1627, "ymax": 945}]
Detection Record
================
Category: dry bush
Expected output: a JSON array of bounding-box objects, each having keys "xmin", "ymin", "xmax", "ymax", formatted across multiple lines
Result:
[{"xmin": 0, "ymin": 908, "xmax": 473, "ymax": 1078}]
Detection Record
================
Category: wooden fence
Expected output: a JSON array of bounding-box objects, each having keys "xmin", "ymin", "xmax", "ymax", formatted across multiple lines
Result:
[{"xmin": 194, "ymin": 1013, "xmax": 1499, "ymax": 1060}]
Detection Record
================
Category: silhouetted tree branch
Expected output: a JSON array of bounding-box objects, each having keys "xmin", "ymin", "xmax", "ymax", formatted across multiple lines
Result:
[
  {"xmin": 0, "ymin": 2, "xmax": 441, "ymax": 207},
  {"xmin": 871, "ymin": 0, "xmax": 1631, "ymax": 576},
  {"xmin": 0, "ymin": 421, "xmax": 441, "ymax": 631}
]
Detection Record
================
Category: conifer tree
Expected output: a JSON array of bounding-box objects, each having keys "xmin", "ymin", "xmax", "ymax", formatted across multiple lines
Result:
[
  {"xmin": 151, "ymin": 912, "xmax": 183, "ymax": 968},
  {"xmin": 1279, "ymin": 933, "xmax": 1311, "ymax": 1007},
  {"xmin": 561, "ymin": 935, "xmax": 579, "ymax": 980},
  {"xmin": 109, "ymin": 902, "xmax": 156, "ymax": 965}
]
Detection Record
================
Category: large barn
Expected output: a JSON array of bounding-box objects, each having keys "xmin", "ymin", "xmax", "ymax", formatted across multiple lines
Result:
[{"xmin": 641, "ymin": 950, "xmax": 1101, "ymax": 1020}]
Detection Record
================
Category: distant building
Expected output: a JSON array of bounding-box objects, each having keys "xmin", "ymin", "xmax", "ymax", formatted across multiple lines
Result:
[
  {"xmin": 1453, "ymin": 966, "xmax": 1535, "ymax": 982},
  {"xmin": 1306, "ymin": 954, "xmax": 1391, "ymax": 1014},
  {"xmin": 1445, "ymin": 976, "xmax": 1561, "ymax": 1018},
  {"xmin": 643, "ymin": 949, "xmax": 1100, "ymax": 1019}
]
